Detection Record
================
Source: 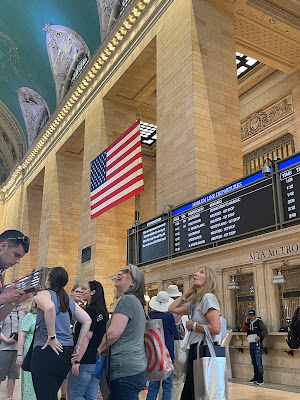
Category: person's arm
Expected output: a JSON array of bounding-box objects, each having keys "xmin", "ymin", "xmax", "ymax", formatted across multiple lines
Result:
[
  {"xmin": 186, "ymin": 308, "xmax": 221, "ymax": 336},
  {"xmin": 0, "ymin": 285, "xmax": 41, "ymax": 310},
  {"xmin": 0, "ymin": 332, "xmax": 16, "ymax": 344},
  {"xmin": 98, "ymin": 313, "xmax": 129, "ymax": 354},
  {"xmin": 71, "ymin": 331, "xmax": 93, "ymax": 377},
  {"xmin": 16, "ymin": 330, "xmax": 27, "ymax": 367},
  {"xmin": 34, "ymin": 290, "xmax": 63, "ymax": 355},
  {"xmin": 168, "ymin": 287, "xmax": 195, "ymax": 315},
  {"xmin": 259, "ymin": 320, "xmax": 268, "ymax": 339},
  {"xmin": 72, "ymin": 303, "xmax": 92, "ymax": 351}
]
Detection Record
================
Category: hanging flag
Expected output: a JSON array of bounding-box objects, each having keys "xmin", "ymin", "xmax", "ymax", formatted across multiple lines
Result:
[{"xmin": 90, "ymin": 120, "xmax": 144, "ymax": 219}]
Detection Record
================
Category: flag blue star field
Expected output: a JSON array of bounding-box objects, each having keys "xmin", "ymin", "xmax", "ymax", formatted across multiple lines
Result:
[{"xmin": 90, "ymin": 120, "xmax": 144, "ymax": 219}]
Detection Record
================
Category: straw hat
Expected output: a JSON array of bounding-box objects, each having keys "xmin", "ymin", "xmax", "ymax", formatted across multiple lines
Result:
[
  {"xmin": 149, "ymin": 291, "xmax": 174, "ymax": 312},
  {"xmin": 167, "ymin": 284, "xmax": 182, "ymax": 298}
]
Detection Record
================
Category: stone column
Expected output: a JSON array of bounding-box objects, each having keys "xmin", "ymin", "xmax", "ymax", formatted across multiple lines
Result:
[
  {"xmin": 156, "ymin": 0, "xmax": 243, "ymax": 212},
  {"xmin": 37, "ymin": 152, "xmax": 82, "ymax": 292},
  {"xmin": 253, "ymin": 262, "xmax": 269, "ymax": 326}
]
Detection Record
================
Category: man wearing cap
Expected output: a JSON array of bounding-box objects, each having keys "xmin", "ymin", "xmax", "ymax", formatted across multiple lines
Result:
[
  {"xmin": 147, "ymin": 291, "xmax": 179, "ymax": 400},
  {"xmin": 242, "ymin": 310, "xmax": 268, "ymax": 385},
  {"xmin": 167, "ymin": 285, "xmax": 188, "ymax": 400},
  {"xmin": 0, "ymin": 230, "xmax": 40, "ymax": 322}
]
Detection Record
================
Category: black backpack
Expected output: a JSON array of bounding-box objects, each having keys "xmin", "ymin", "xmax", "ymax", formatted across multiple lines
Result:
[{"xmin": 286, "ymin": 306, "xmax": 300, "ymax": 349}]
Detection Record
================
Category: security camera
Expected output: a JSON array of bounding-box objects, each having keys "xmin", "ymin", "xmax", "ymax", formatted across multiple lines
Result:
[{"xmin": 262, "ymin": 164, "xmax": 272, "ymax": 176}]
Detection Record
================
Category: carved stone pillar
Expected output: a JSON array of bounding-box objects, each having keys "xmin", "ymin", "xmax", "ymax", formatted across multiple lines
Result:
[{"xmin": 156, "ymin": 0, "xmax": 243, "ymax": 212}]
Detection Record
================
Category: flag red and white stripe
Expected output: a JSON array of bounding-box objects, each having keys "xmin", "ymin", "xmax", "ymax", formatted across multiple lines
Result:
[{"xmin": 90, "ymin": 120, "xmax": 144, "ymax": 219}]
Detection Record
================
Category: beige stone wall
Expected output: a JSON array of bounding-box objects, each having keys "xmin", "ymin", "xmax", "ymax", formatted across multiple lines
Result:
[{"xmin": 156, "ymin": 0, "xmax": 243, "ymax": 212}]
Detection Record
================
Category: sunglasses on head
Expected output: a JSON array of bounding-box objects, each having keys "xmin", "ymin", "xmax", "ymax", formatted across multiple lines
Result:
[
  {"xmin": 120, "ymin": 268, "xmax": 131, "ymax": 275},
  {"xmin": 6, "ymin": 236, "xmax": 30, "ymax": 246}
]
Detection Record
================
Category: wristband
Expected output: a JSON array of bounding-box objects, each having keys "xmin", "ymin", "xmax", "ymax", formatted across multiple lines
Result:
[
  {"xmin": 181, "ymin": 295, "xmax": 186, "ymax": 302},
  {"xmin": 11, "ymin": 302, "xmax": 20, "ymax": 307},
  {"xmin": 74, "ymin": 360, "xmax": 80, "ymax": 364},
  {"xmin": 192, "ymin": 322, "xmax": 198, "ymax": 332},
  {"xmin": 17, "ymin": 354, "xmax": 23, "ymax": 356}
]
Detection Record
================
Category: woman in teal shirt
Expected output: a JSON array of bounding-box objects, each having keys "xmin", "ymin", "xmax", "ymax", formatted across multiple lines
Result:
[{"xmin": 98, "ymin": 264, "xmax": 147, "ymax": 400}]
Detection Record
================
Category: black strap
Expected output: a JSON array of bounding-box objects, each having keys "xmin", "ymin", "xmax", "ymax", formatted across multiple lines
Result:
[{"xmin": 68, "ymin": 307, "xmax": 72, "ymax": 321}]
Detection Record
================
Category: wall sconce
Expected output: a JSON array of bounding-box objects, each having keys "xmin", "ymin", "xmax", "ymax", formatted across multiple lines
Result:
[
  {"xmin": 227, "ymin": 276, "xmax": 240, "ymax": 290},
  {"xmin": 272, "ymin": 269, "xmax": 286, "ymax": 285}
]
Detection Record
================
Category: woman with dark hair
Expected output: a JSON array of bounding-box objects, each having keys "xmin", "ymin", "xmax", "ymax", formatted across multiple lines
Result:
[
  {"xmin": 67, "ymin": 280, "xmax": 109, "ymax": 400},
  {"xmin": 97, "ymin": 264, "xmax": 147, "ymax": 400},
  {"xmin": 31, "ymin": 267, "xmax": 91, "ymax": 400}
]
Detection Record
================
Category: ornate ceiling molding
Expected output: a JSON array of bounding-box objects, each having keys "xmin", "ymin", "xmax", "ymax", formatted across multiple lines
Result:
[
  {"xmin": 246, "ymin": 0, "xmax": 300, "ymax": 30},
  {"xmin": 44, "ymin": 23, "xmax": 91, "ymax": 105},
  {"xmin": 235, "ymin": 4, "xmax": 300, "ymax": 73},
  {"xmin": 17, "ymin": 88, "xmax": 50, "ymax": 148},
  {"xmin": 0, "ymin": 101, "xmax": 26, "ymax": 185},
  {"xmin": 241, "ymin": 94, "xmax": 294, "ymax": 141}
]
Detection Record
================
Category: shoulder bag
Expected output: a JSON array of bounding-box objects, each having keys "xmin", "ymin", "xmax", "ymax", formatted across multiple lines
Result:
[
  {"xmin": 22, "ymin": 307, "xmax": 72, "ymax": 372},
  {"xmin": 193, "ymin": 325, "xmax": 227, "ymax": 400},
  {"xmin": 144, "ymin": 313, "xmax": 174, "ymax": 381}
]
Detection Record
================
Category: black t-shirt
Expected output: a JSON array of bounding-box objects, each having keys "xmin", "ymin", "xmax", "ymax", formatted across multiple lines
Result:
[{"xmin": 74, "ymin": 304, "xmax": 107, "ymax": 364}]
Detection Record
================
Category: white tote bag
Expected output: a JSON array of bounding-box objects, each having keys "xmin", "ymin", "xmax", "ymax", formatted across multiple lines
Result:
[{"xmin": 193, "ymin": 325, "xmax": 228, "ymax": 400}]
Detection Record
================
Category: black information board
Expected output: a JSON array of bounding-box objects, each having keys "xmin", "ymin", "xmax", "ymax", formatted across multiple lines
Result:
[
  {"xmin": 279, "ymin": 154, "xmax": 300, "ymax": 223},
  {"xmin": 4, "ymin": 269, "xmax": 46, "ymax": 290},
  {"xmin": 172, "ymin": 174, "xmax": 275, "ymax": 253},
  {"xmin": 138, "ymin": 215, "xmax": 169, "ymax": 263}
]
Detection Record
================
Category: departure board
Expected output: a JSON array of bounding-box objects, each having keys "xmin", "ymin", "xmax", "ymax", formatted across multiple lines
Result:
[
  {"xmin": 4, "ymin": 269, "xmax": 45, "ymax": 290},
  {"xmin": 138, "ymin": 215, "xmax": 169, "ymax": 263},
  {"xmin": 172, "ymin": 173, "xmax": 275, "ymax": 253},
  {"xmin": 279, "ymin": 154, "xmax": 300, "ymax": 223}
]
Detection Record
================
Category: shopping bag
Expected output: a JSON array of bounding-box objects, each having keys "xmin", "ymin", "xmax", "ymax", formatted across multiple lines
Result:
[
  {"xmin": 95, "ymin": 354, "xmax": 107, "ymax": 380},
  {"xmin": 144, "ymin": 318, "xmax": 174, "ymax": 381},
  {"xmin": 193, "ymin": 325, "xmax": 227, "ymax": 400}
]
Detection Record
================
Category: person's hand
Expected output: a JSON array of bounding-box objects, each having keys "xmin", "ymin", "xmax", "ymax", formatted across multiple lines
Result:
[
  {"xmin": 71, "ymin": 347, "xmax": 79, "ymax": 363},
  {"xmin": 18, "ymin": 286, "xmax": 42, "ymax": 304},
  {"xmin": 72, "ymin": 363, "xmax": 80, "ymax": 376},
  {"xmin": 16, "ymin": 355, "xmax": 23, "ymax": 367},
  {"xmin": 184, "ymin": 286, "xmax": 196, "ymax": 299},
  {"xmin": 0, "ymin": 284, "xmax": 26, "ymax": 305},
  {"xmin": 186, "ymin": 320, "xmax": 194, "ymax": 332},
  {"xmin": 42, "ymin": 337, "xmax": 63, "ymax": 355},
  {"xmin": 255, "ymin": 336, "xmax": 260, "ymax": 342},
  {"xmin": 7, "ymin": 336, "xmax": 17, "ymax": 344}
]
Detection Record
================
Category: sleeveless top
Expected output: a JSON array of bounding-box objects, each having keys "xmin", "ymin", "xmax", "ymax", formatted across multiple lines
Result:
[{"xmin": 34, "ymin": 290, "xmax": 75, "ymax": 348}]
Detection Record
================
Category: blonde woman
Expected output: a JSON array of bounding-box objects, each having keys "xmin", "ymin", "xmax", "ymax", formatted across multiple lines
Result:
[
  {"xmin": 16, "ymin": 299, "xmax": 37, "ymax": 400},
  {"xmin": 168, "ymin": 266, "xmax": 221, "ymax": 400}
]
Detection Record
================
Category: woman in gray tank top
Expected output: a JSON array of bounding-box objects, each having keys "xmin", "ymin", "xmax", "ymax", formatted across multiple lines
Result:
[{"xmin": 31, "ymin": 267, "xmax": 91, "ymax": 400}]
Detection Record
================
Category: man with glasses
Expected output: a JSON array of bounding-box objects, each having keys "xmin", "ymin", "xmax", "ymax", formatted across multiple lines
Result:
[{"xmin": 0, "ymin": 230, "xmax": 39, "ymax": 322}]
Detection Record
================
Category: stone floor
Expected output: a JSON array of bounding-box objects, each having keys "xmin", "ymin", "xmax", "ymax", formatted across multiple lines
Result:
[{"xmin": 1, "ymin": 379, "xmax": 300, "ymax": 399}]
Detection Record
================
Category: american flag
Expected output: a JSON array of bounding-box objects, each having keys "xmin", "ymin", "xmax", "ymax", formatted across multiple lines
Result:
[{"xmin": 90, "ymin": 120, "xmax": 144, "ymax": 219}]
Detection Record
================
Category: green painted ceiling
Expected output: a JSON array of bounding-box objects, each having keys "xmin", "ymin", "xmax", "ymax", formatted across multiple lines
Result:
[{"xmin": 0, "ymin": 0, "xmax": 101, "ymax": 141}]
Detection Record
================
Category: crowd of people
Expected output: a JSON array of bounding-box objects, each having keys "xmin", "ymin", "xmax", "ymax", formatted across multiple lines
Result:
[{"xmin": 0, "ymin": 228, "xmax": 267, "ymax": 400}]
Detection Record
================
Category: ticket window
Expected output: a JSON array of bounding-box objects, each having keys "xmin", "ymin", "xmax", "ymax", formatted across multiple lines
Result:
[
  {"xmin": 234, "ymin": 273, "xmax": 256, "ymax": 330},
  {"xmin": 278, "ymin": 266, "xmax": 300, "ymax": 329}
]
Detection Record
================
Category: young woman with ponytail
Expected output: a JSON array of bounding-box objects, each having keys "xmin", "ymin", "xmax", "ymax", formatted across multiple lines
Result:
[
  {"xmin": 67, "ymin": 280, "xmax": 109, "ymax": 400},
  {"xmin": 31, "ymin": 267, "xmax": 91, "ymax": 400}
]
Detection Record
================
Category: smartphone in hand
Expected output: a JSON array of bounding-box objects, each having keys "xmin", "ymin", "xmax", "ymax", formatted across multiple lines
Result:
[{"xmin": 24, "ymin": 287, "xmax": 36, "ymax": 294}]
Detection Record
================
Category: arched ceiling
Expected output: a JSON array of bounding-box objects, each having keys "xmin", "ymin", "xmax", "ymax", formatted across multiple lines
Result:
[{"xmin": 0, "ymin": 0, "xmax": 106, "ymax": 184}]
